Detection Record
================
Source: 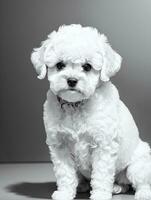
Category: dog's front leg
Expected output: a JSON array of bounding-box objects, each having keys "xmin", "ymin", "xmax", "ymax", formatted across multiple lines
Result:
[
  {"xmin": 90, "ymin": 141, "xmax": 118, "ymax": 200},
  {"xmin": 48, "ymin": 145, "xmax": 78, "ymax": 200}
]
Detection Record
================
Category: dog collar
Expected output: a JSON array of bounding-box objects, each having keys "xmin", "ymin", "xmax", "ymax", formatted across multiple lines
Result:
[{"xmin": 57, "ymin": 96, "xmax": 85, "ymax": 110}]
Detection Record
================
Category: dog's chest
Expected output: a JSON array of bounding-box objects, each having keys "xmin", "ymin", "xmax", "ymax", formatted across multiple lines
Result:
[
  {"xmin": 58, "ymin": 108, "xmax": 94, "ymax": 175},
  {"xmin": 60, "ymin": 107, "xmax": 87, "ymax": 135},
  {"xmin": 69, "ymin": 136, "xmax": 92, "ymax": 178}
]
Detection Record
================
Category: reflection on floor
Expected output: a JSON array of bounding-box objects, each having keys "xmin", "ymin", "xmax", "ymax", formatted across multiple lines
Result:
[{"xmin": 0, "ymin": 163, "xmax": 135, "ymax": 200}]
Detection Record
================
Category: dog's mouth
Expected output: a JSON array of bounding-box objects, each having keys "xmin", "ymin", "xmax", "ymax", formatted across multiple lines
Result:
[
  {"xmin": 68, "ymin": 88, "xmax": 82, "ymax": 93},
  {"xmin": 69, "ymin": 88, "xmax": 76, "ymax": 91}
]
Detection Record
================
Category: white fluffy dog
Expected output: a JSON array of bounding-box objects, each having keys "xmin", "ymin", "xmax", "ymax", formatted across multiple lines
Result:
[{"xmin": 31, "ymin": 24, "xmax": 151, "ymax": 200}]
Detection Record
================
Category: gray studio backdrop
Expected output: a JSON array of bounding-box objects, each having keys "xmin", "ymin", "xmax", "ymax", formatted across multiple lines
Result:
[{"xmin": 0, "ymin": 0, "xmax": 151, "ymax": 162}]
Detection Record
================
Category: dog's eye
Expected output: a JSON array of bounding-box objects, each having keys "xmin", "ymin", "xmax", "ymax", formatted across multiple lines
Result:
[
  {"xmin": 56, "ymin": 61, "xmax": 66, "ymax": 71},
  {"xmin": 82, "ymin": 63, "xmax": 92, "ymax": 72}
]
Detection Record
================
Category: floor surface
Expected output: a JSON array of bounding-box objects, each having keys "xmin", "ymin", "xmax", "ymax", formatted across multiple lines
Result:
[{"xmin": 0, "ymin": 163, "xmax": 135, "ymax": 200}]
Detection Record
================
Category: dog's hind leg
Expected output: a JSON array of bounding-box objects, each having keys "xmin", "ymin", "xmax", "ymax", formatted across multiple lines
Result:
[
  {"xmin": 127, "ymin": 141, "xmax": 151, "ymax": 200},
  {"xmin": 113, "ymin": 183, "xmax": 130, "ymax": 194},
  {"xmin": 113, "ymin": 168, "xmax": 130, "ymax": 194}
]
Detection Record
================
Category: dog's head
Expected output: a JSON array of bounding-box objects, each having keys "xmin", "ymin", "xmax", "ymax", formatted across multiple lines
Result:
[{"xmin": 31, "ymin": 24, "xmax": 122, "ymax": 102}]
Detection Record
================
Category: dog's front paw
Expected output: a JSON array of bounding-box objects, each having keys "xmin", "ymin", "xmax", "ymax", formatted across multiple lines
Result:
[
  {"xmin": 90, "ymin": 190, "xmax": 112, "ymax": 200},
  {"xmin": 52, "ymin": 190, "xmax": 74, "ymax": 200},
  {"xmin": 135, "ymin": 187, "xmax": 151, "ymax": 200}
]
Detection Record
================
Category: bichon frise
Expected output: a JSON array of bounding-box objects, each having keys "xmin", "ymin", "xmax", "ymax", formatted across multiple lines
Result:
[{"xmin": 31, "ymin": 24, "xmax": 151, "ymax": 200}]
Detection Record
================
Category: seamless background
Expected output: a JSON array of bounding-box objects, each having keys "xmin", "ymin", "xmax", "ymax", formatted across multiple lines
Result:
[{"xmin": 0, "ymin": 0, "xmax": 151, "ymax": 162}]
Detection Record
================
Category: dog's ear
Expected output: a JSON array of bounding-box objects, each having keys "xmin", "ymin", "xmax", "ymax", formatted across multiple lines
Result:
[
  {"xmin": 31, "ymin": 47, "xmax": 47, "ymax": 79},
  {"xmin": 31, "ymin": 31, "xmax": 57, "ymax": 79},
  {"xmin": 100, "ymin": 35, "xmax": 122, "ymax": 82}
]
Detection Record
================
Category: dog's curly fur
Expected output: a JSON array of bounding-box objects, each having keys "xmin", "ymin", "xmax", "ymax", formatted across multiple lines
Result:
[{"xmin": 31, "ymin": 24, "xmax": 151, "ymax": 200}]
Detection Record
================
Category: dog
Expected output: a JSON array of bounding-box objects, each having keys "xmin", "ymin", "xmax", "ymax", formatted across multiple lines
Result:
[{"xmin": 31, "ymin": 24, "xmax": 151, "ymax": 200}]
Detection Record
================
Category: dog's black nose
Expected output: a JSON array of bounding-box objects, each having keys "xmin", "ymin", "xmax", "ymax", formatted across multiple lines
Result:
[{"xmin": 67, "ymin": 78, "xmax": 78, "ymax": 87}]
